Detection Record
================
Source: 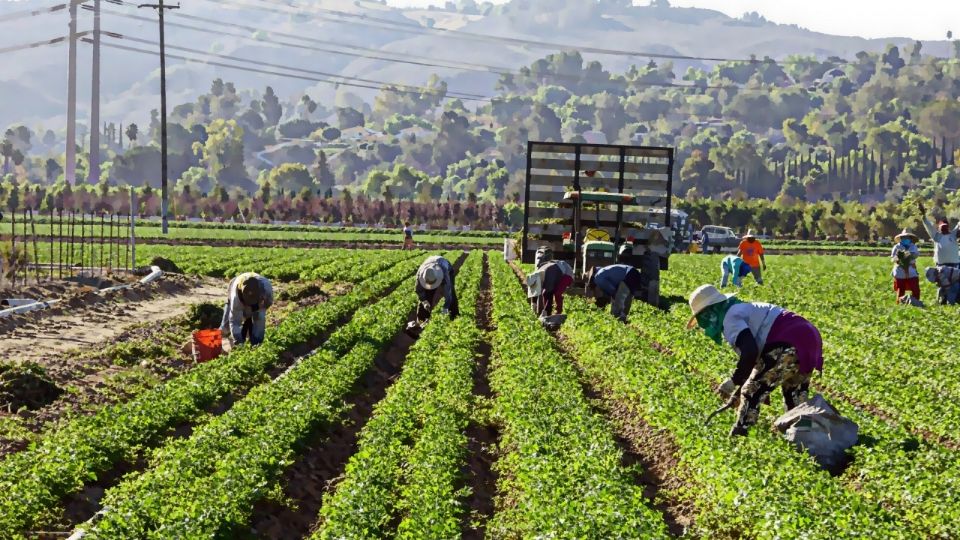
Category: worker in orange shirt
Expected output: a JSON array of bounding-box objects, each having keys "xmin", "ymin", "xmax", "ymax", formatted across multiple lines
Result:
[{"xmin": 737, "ymin": 230, "xmax": 767, "ymax": 285}]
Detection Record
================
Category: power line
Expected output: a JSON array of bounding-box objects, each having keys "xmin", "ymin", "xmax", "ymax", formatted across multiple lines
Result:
[
  {"xmin": 102, "ymin": 7, "xmax": 508, "ymax": 74},
  {"xmin": 0, "ymin": 2, "xmax": 69, "ymax": 24},
  {"xmin": 98, "ymin": 6, "xmax": 743, "ymax": 93},
  {"xmin": 0, "ymin": 33, "xmax": 89, "ymax": 55},
  {"xmin": 85, "ymin": 37, "xmax": 495, "ymax": 102},
  {"xmin": 102, "ymin": 31, "xmax": 488, "ymax": 100},
  {"xmin": 231, "ymin": 0, "xmax": 754, "ymax": 63},
  {"xmin": 230, "ymin": 0, "xmax": 959, "ymax": 67}
]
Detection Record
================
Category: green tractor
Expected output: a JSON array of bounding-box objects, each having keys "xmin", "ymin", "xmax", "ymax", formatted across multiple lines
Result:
[{"xmin": 521, "ymin": 140, "xmax": 675, "ymax": 307}]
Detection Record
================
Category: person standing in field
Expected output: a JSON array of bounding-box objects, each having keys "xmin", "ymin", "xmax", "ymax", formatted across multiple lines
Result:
[
  {"xmin": 220, "ymin": 272, "xmax": 274, "ymax": 347},
  {"xmin": 720, "ymin": 254, "xmax": 753, "ymax": 288},
  {"xmin": 891, "ymin": 229, "xmax": 921, "ymax": 303},
  {"xmin": 402, "ymin": 221, "xmax": 415, "ymax": 250},
  {"xmin": 919, "ymin": 202, "xmax": 959, "ymax": 305},
  {"xmin": 687, "ymin": 284, "xmax": 824, "ymax": 436},
  {"xmin": 737, "ymin": 230, "xmax": 766, "ymax": 284}
]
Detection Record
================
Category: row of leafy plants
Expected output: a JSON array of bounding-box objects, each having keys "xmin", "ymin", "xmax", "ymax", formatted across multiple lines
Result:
[
  {"xmin": 485, "ymin": 257, "xmax": 670, "ymax": 538},
  {"xmin": 0, "ymin": 255, "xmax": 423, "ymax": 538},
  {"xmin": 72, "ymin": 254, "xmax": 458, "ymax": 538},
  {"xmin": 655, "ymin": 254, "xmax": 960, "ymax": 536},
  {"xmin": 315, "ymin": 251, "xmax": 482, "ymax": 539},
  {"xmin": 1, "ymin": 221, "xmax": 504, "ymax": 245},
  {"xmin": 559, "ymin": 294, "xmax": 912, "ymax": 538}
]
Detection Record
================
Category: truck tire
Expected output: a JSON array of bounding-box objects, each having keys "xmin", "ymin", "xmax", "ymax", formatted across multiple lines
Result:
[{"xmin": 636, "ymin": 252, "xmax": 661, "ymax": 307}]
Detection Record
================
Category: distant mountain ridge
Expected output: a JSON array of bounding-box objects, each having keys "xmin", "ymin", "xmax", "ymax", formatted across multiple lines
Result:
[{"xmin": 0, "ymin": 0, "xmax": 951, "ymax": 130}]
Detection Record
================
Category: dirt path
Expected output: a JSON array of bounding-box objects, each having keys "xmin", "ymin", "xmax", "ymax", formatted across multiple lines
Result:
[{"xmin": 0, "ymin": 280, "xmax": 224, "ymax": 365}]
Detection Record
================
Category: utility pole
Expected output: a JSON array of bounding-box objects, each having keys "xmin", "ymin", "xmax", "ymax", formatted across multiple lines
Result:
[
  {"xmin": 65, "ymin": 0, "xmax": 79, "ymax": 186},
  {"xmin": 138, "ymin": 0, "xmax": 179, "ymax": 235},
  {"xmin": 88, "ymin": 0, "xmax": 101, "ymax": 185}
]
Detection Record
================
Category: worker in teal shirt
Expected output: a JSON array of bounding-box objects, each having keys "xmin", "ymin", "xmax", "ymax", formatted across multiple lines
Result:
[
  {"xmin": 586, "ymin": 264, "xmax": 644, "ymax": 322},
  {"xmin": 720, "ymin": 255, "xmax": 753, "ymax": 288}
]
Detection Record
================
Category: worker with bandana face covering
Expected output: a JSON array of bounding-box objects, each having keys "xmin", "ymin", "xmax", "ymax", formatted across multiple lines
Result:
[
  {"xmin": 891, "ymin": 229, "xmax": 921, "ymax": 304},
  {"xmin": 687, "ymin": 284, "xmax": 824, "ymax": 436}
]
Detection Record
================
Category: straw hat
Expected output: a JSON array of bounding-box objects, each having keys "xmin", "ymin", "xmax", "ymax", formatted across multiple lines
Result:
[
  {"xmin": 743, "ymin": 229, "xmax": 757, "ymax": 239},
  {"xmin": 894, "ymin": 229, "xmax": 919, "ymax": 242},
  {"xmin": 418, "ymin": 263, "xmax": 443, "ymax": 290},
  {"xmin": 686, "ymin": 284, "xmax": 735, "ymax": 329}
]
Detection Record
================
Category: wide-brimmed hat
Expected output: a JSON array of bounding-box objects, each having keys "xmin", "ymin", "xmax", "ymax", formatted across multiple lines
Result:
[
  {"xmin": 894, "ymin": 229, "xmax": 919, "ymax": 242},
  {"xmin": 239, "ymin": 276, "xmax": 264, "ymax": 306},
  {"xmin": 686, "ymin": 284, "xmax": 735, "ymax": 329},
  {"xmin": 419, "ymin": 263, "xmax": 443, "ymax": 290},
  {"xmin": 743, "ymin": 229, "xmax": 757, "ymax": 239}
]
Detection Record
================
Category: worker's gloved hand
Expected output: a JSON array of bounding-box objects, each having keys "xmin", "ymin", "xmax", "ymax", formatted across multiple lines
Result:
[
  {"xmin": 441, "ymin": 308, "xmax": 450, "ymax": 316},
  {"xmin": 717, "ymin": 378, "xmax": 736, "ymax": 399}
]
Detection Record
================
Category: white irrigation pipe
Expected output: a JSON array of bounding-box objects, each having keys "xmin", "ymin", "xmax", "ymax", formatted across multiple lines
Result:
[{"xmin": 0, "ymin": 266, "xmax": 162, "ymax": 320}]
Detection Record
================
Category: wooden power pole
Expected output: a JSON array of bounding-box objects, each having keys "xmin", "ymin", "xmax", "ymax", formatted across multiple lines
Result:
[{"xmin": 138, "ymin": 0, "xmax": 179, "ymax": 235}]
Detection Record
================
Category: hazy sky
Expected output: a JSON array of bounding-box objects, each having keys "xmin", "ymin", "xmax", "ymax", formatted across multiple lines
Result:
[{"xmin": 385, "ymin": 0, "xmax": 960, "ymax": 41}]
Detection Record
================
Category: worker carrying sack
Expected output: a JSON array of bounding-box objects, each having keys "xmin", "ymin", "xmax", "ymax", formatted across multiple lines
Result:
[{"xmin": 774, "ymin": 393, "xmax": 858, "ymax": 471}]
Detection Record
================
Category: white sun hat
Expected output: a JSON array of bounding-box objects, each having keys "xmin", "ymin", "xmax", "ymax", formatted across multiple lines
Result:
[
  {"xmin": 686, "ymin": 284, "xmax": 735, "ymax": 329},
  {"xmin": 419, "ymin": 263, "xmax": 443, "ymax": 290}
]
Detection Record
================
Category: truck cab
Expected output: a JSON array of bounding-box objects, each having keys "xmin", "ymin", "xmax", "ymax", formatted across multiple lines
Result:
[{"xmin": 699, "ymin": 225, "xmax": 740, "ymax": 253}]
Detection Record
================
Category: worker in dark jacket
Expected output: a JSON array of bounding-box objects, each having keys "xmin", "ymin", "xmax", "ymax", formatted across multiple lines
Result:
[
  {"xmin": 415, "ymin": 255, "xmax": 458, "ymax": 322},
  {"xmin": 586, "ymin": 264, "xmax": 644, "ymax": 322},
  {"xmin": 688, "ymin": 284, "xmax": 824, "ymax": 436}
]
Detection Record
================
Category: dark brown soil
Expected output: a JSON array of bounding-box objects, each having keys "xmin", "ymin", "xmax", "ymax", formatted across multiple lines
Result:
[
  {"xmin": 461, "ymin": 252, "xmax": 499, "ymax": 540},
  {"xmin": 552, "ymin": 336, "xmax": 690, "ymax": 536},
  {"xmin": 248, "ymin": 330, "xmax": 417, "ymax": 539},
  {"xmin": 0, "ymin": 362, "xmax": 63, "ymax": 411},
  {"xmin": 247, "ymin": 253, "xmax": 468, "ymax": 539}
]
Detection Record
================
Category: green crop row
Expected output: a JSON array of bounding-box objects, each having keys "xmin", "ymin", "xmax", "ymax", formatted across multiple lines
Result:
[
  {"xmin": 1, "ymin": 221, "xmax": 505, "ymax": 245},
  {"xmin": 485, "ymin": 257, "xmax": 669, "ymax": 538},
  {"xmin": 654, "ymin": 254, "xmax": 960, "ymax": 536},
  {"xmin": 0, "ymin": 256, "xmax": 423, "ymax": 538},
  {"xmin": 75, "ymin": 255, "xmax": 438, "ymax": 538},
  {"xmin": 315, "ymin": 251, "xmax": 482, "ymax": 539},
  {"xmin": 559, "ymin": 296, "xmax": 909, "ymax": 539}
]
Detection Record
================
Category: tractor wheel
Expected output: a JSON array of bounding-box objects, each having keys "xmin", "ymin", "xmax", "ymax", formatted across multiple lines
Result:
[{"xmin": 636, "ymin": 252, "xmax": 661, "ymax": 307}]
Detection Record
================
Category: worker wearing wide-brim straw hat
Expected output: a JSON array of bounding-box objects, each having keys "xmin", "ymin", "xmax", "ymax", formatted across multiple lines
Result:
[
  {"xmin": 688, "ymin": 284, "xmax": 823, "ymax": 436},
  {"xmin": 737, "ymin": 229, "xmax": 766, "ymax": 285},
  {"xmin": 413, "ymin": 255, "xmax": 459, "ymax": 323},
  {"xmin": 891, "ymin": 228, "xmax": 921, "ymax": 304}
]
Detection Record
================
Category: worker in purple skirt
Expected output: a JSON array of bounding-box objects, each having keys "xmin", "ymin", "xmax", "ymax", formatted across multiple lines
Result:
[{"xmin": 687, "ymin": 284, "xmax": 824, "ymax": 436}]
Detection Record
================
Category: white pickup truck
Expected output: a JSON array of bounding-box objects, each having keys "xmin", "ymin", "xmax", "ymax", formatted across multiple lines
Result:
[{"xmin": 698, "ymin": 225, "xmax": 740, "ymax": 253}]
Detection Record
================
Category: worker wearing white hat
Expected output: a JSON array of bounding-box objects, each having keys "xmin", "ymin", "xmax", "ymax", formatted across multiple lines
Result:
[
  {"xmin": 688, "ymin": 284, "xmax": 823, "ymax": 436},
  {"xmin": 414, "ymin": 255, "xmax": 459, "ymax": 322}
]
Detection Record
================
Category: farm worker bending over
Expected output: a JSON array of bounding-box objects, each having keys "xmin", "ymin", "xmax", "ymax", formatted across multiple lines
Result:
[
  {"xmin": 586, "ymin": 264, "xmax": 644, "ymax": 322},
  {"xmin": 415, "ymin": 255, "xmax": 459, "ymax": 322},
  {"xmin": 532, "ymin": 259, "xmax": 574, "ymax": 317},
  {"xmin": 688, "ymin": 284, "xmax": 824, "ymax": 436},
  {"xmin": 919, "ymin": 202, "xmax": 960, "ymax": 305},
  {"xmin": 720, "ymin": 255, "xmax": 752, "ymax": 288},
  {"xmin": 926, "ymin": 265, "xmax": 960, "ymax": 293},
  {"xmin": 736, "ymin": 230, "xmax": 766, "ymax": 284},
  {"xmin": 891, "ymin": 229, "xmax": 921, "ymax": 303},
  {"xmin": 221, "ymin": 272, "xmax": 274, "ymax": 347}
]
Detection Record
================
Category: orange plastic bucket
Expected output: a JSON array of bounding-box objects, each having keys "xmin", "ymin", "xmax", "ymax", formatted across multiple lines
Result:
[{"xmin": 192, "ymin": 329, "xmax": 223, "ymax": 362}]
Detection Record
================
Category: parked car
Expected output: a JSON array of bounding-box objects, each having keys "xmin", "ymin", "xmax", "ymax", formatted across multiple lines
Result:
[{"xmin": 699, "ymin": 225, "xmax": 740, "ymax": 253}]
